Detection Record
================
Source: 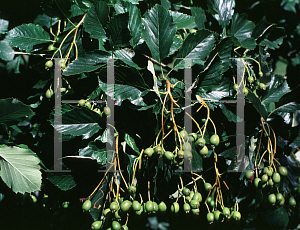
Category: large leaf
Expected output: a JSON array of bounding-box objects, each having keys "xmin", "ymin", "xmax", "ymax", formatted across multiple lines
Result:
[
  {"xmin": 259, "ymin": 27, "xmax": 286, "ymax": 50},
  {"xmin": 217, "ymin": 37, "xmax": 233, "ymax": 72},
  {"xmin": 275, "ymin": 102, "xmax": 300, "ymax": 113},
  {"xmin": 114, "ymin": 49, "xmax": 141, "ymax": 69},
  {"xmin": 174, "ymin": 29, "xmax": 215, "ymax": 69},
  {"xmin": 47, "ymin": 173, "xmax": 77, "ymax": 191},
  {"xmin": 208, "ymin": 0, "xmax": 235, "ymax": 28},
  {"xmin": 168, "ymin": 35, "xmax": 183, "ymax": 57},
  {"xmin": 8, "ymin": 23, "xmax": 51, "ymax": 52},
  {"xmin": 169, "ymin": 11, "xmax": 195, "ymax": 30},
  {"xmin": 63, "ymin": 51, "xmax": 111, "ymax": 76},
  {"xmin": 220, "ymin": 104, "xmax": 243, "ymax": 122},
  {"xmin": 0, "ymin": 38, "xmax": 15, "ymax": 61},
  {"xmin": 229, "ymin": 13, "xmax": 256, "ymax": 49},
  {"xmin": 247, "ymin": 90, "xmax": 268, "ymax": 120},
  {"xmin": 49, "ymin": 104, "xmax": 102, "ymax": 139},
  {"xmin": 83, "ymin": 1, "xmax": 109, "ymax": 40},
  {"xmin": 262, "ymin": 75, "xmax": 291, "ymax": 105},
  {"xmin": 262, "ymin": 207, "xmax": 289, "ymax": 227},
  {"xmin": 198, "ymin": 58, "xmax": 223, "ymax": 91},
  {"xmin": 107, "ymin": 13, "xmax": 131, "ymax": 49},
  {"xmin": 79, "ymin": 142, "xmax": 107, "ymax": 165},
  {"xmin": 191, "ymin": 7, "xmax": 207, "ymax": 29},
  {"xmin": 127, "ymin": 3, "xmax": 142, "ymax": 47},
  {"xmin": 142, "ymin": 4, "xmax": 177, "ymax": 63},
  {"xmin": 0, "ymin": 98, "xmax": 34, "ymax": 124},
  {"xmin": 0, "ymin": 145, "xmax": 42, "ymax": 194}
]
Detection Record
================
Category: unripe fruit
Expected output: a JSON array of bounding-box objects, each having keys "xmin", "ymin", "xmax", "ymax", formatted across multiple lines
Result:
[
  {"xmin": 190, "ymin": 200, "xmax": 200, "ymax": 209},
  {"xmin": 259, "ymin": 83, "xmax": 266, "ymax": 90},
  {"xmin": 289, "ymin": 197, "xmax": 296, "ymax": 206},
  {"xmin": 209, "ymin": 200, "xmax": 215, "ymax": 207},
  {"xmin": 177, "ymin": 150, "xmax": 185, "ymax": 159},
  {"xmin": 158, "ymin": 201, "xmax": 167, "ymax": 212},
  {"xmin": 254, "ymin": 178, "xmax": 261, "ymax": 188},
  {"xmin": 171, "ymin": 202, "xmax": 179, "ymax": 213},
  {"xmin": 214, "ymin": 210, "xmax": 221, "ymax": 221},
  {"xmin": 248, "ymin": 76, "xmax": 254, "ymax": 83},
  {"xmin": 78, "ymin": 99, "xmax": 85, "ymax": 106},
  {"xmin": 204, "ymin": 183, "xmax": 212, "ymax": 191},
  {"xmin": 45, "ymin": 60, "xmax": 53, "ymax": 68},
  {"xmin": 184, "ymin": 151, "xmax": 193, "ymax": 159},
  {"xmin": 110, "ymin": 201, "xmax": 119, "ymax": 212},
  {"xmin": 189, "ymin": 191, "xmax": 195, "ymax": 199},
  {"xmin": 278, "ymin": 166, "xmax": 288, "ymax": 176},
  {"xmin": 261, "ymin": 174, "xmax": 268, "ymax": 182},
  {"xmin": 132, "ymin": 201, "xmax": 141, "ymax": 212},
  {"xmin": 279, "ymin": 197, "xmax": 285, "ymax": 206},
  {"xmin": 196, "ymin": 137, "xmax": 206, "ymax": 147},
  {"xmin": 145, "ymin": 201, "xmax": 153, "ymax": 212},
  {"xmin": 192, "ymin": 192, "xmax": 202, "ymax": 202},
  {"xmin": 272, "ymin": 172, "xmax": 281, "ymax": 183},
  {"xmin": 82, "ymin": 200, "xmax": 92, "ymax": 212},
  {"xmin": 245, "ymin": 171, "xmax": 254, "ymax": 180},
  {"xmin": 268, "ymin": 194, "xmax": 276, "ymax": 204},
  {"xmin": 144, "ymin": 148, "xmax": 154, "ymax": 157},
  {"xmin": 114, "ymin": 210, "xmax": 122, "ymax": 221},
  {"xmin": 120, "ymin": 200, "xmax": 131, "ymax": 212},
  {"xmin": 233, "ymin": 84, "xmax": 239, "ymax": 90},
  {"xmin": 112, "ymin": 221, "xmax": 121, "ymax": 230},
  {"xmin": 210, "ymin": 134, "xmax": 220, "ymax": 146},
  {"xmin": 48, "ymin": 44, "xmax": 55, "ymax": 51},
  {"xmin": 153, "ymin": 202, "xmax": 158, "ymax": 213},
  {"xmin": 192, "ymin": 208, "xmax": 200, "ymax": 215},
  {"xmin": 268, "ymin": 178, "xmax": 274, "ymax": 187},
  {"xmin": 45, "ymin": 88, "xmax": 54, "ymax": 99},
  {"xmin": 222, "ymin": 207, "xmax": 230, "ymax": 218},
  {"xmin": 122, "ymin": 225, "xmax": 128, "ymax": 230},
  {"xmin": 232, "ymin": 211, "xmax": 241, "ymax": 220},
  {"xmin": 182, "ymin": 188, "xmax": 190, "ymax": 196},
  {"xmin": 136, "ymin": 205, "xmax": 143, "ymax": 215},
  {"xmin": 207, "ymin": 212, "xmax": 214, "ymax": 222},
  {"xmin": 183, "ymin": 142, "xmax": 192, "ymax": 151},
  {"xmin": 164, "ymin": 151, "xmax": 174, "ymax": 161},
  {"xmin": 180, "ymin": 129, "xmax": 189, "ymax": 142},
  {"xmin": 30, "ymin": 195, "xmax": 37, "ymax": 203},
  {"xmin": 128, "ymin": 185, "xmax": 136, "ymax": 195},
  {"xmin": 154, "ymin": 146, "xmax": 163, "ymax": 157},
  {"xmin": 276, "ymin": 193, "xmax": 284, "ymax": 203},
  {"xmin": 199, "ymin": 145, "xmax": 208, "ymax": 156},
  {"xmin": 189, "ymin": 133, "xmax": 197, "ymax": 142},
  {"xmin": 207, "ymin": 196, "xmax": 212, "ymax": 203},
  {"xmin": 104, "ymin": 106, "xmax": 111, "ymax": 118},
  {"xmin": 91, "ymin": 221, "xmax": 102, "ymax": 230},
  {"xmin": 259, "ymin": 71, "xmax": 263, "ymax": 77},
  {"xmin": 267, "ymin": 167, "xmax": 273, "ymax": 177},
  {"xmin": 183, "ymin": 203, "xmax": 191, "ymax": 213}
]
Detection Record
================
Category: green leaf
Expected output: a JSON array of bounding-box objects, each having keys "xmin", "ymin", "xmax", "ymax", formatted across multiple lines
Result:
[
  {"xmin": 262, "ymin": 207, "xmax": 289, "ymax": 227},
  {"xmin": 8, "ymin": 23, "xmax": 51, "ymax": 52},
  {"xmin": 124, "ymin": 133, "xmax": 139, "ymax": 154},
  {"xmin": 196, "ymin": 79, "xmax": 233, "ymax": 101},
  {"xmin": 0, "ymin": 145, "xmax": 42, "ymax": 194},
  {"xmin": 83, "ymin": 1, "xmax": 109, "ymax": 40},
  {"xmin": 259, "ymin": 27, "xmax": 286, "ymax": 50},
  {"xmin": 0, "ymin": 38, "xmax": 15, "ymax": 61},
  {"xmin": 71, "ymin": 4, "xmax": 85, "ymax": 17},
  {"xmin": 247, "ymin": 90, "xmax": 268, "ymax": 120},
  {"xmin": 262, "ymin": 75, "xmax": 291, "ymax": 105},
  {"xmin": 281, "ymin": 0, "xmax": 299, "ymax": 13},
  {"xmin": 0, "ymin": 19, "xmax": 9, "ymax": 34},
  {"xmin": 127, "ymin": 3, "xmax": 142, "ymax": 47},
  {"xmin": 275, "ymin": 102, "xmax": 300, "ymax": 113},
  {"xmin": 191, "ymin": 7, "xmax": 207, "ymax": 29},
  {"xmin": 63, "ymin": 51, "xmax": 111, "ymax": 76},
  {"xmin": 49, "ymin": 104, "xmax": 101, "ymax": 139},
  {"xmin": 208, "ymin": 0, "xmax": 235, "ymax": 28},
  {"xmin": 97, "ymin": 128, "xmax": 114, "ymax": 147},
  {"xmin": 107, "ymin": 12, "xmax": 131, "ymax": 49},
  {"xmin": 289, "ymin": 132, "xmax": 300, "ymax": 148},
  {"xmin": 217, "ymin": 37, "xmax": 233, "ymax": 72},
  {"xmin": 219, "ymin": 146, "xmax": 236, "ymax": 159},
  {"xmin": 168, "ymin": 35, "xmax": 183, "ymax": 57},
  {"xmin": 7, "ymin": 56, "xmax": 23, "ymax": 74},
  {"xmin": 169, "ymin": 11, "xmax": 195, "ymax": 30},
  {"xmin": 174, "ymin": 29, "xmax": 215, "ymax": 69},
  {"xmin": 219, "ymin": 104, "xmax": 243, "ymax": 122},
  {"xmin": 79, "ymin": 142, "xmax": 107, "ymax": 165},
  {"xmin": 114, "ymin": 49, "xmax": 141, "ymax": 69},
  {"xmin": 142, "ymin": 4, "xmax": 177, "ymax": 63},
  {"xmin": 161, "ymin": 0, "xmax": 171, "ymax": 9},
  {"xmin": 192, "ymin": 149, "xmax": 202, "ymax": 171},
  {"xmin": 73, "ymin": 0, "xmax": 93, "ymax": 12},
  {"xmin": 122, "ymin": 0, "xmax": 143, "ymax": 4},
  {"xmin": 0, "ymin": 98, "xmax": 34, "ymax": 124},
  {"xmin": 198, "ymin": 58, "xmax": 223, "ymax": 91},
  {"xmin": 47, "ymin": 173, "xmax": 77, "ymax": 191},
  {"xmin": 252, "ymin": 19, "xmax": 273, "ymax": 40},
  {"xmin": 34, "ymin": 14, "xmax": 59, "ymax": 28},
  {"xmin": 229, "ymin": 13, "xmax": 256, "ymax": 49}
]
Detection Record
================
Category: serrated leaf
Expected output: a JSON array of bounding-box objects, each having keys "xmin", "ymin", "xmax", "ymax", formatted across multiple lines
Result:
[
  {"xmin": 71, "ymin": 4, "xmax": 85, "ymax": 17},
  {"xmin": 127, "ymin": 3, "xmax": 142, "ymax": 47},
  {"xmin": 168, "ymin": 35, "xmax": 183, "ymax": 57},
  {"xmin": 107, "ymin": 12, "xmax": 131, "ymax": 49},
  {"xmin": 262, "ymin": 75, "xmax": 291, "ymax": 105},
  {"xmin": 83, "ymin": 1, "xmax": 109, "ymax": 40},
  {"xmin": 114, "ymin": 49, "xmax": 141, "ymax": 69},
  {"xmin": 0, "ymin": 145, "xmax": 41, "ymax": 194},
  {"xmin": 63, "ymin": 51, "xmax": 111, "ymax": 76},
  {"xmin": 49, "ymin": 104, "xmax": 101, "ymax": 139},
  {"xmin": 191, "ymin": 7, "xmax": 207, "ymax": 29},
  {"xmin": 0, "ymin": 38, "xmax": 15, "ymax": 61},
  {"xmin": 229, "ymin": 13, "xmax": 256, "ymax": 49},
  {"xmin": 98, "ymin": 128, "xmax": 114, "ymax": 147},
  {"xmin": 275, "ymin": 102, "xmax": 300, "ymax": 113},
  {"xmin": 191, "ymin": 149, "xmax": 203, "ymax": 171},
  {"xmin": 169, "ymin": 11, "xmax": 195, "ymax": 30},
  {"xmin": 219, "ymin": 146, "xmax": 236, "ymax": 159},
  {"xmin": 142, "ymin": 4, "xmax": 177, "ymax": 63},
  {"xmin": 0, "ymin": 19, "xmax": 9, "ymax": 34},
  {"xmin": 289, "ymin": 132, "xmax": 300, "ymax": 148},
  {"xmin": 161, "ymin": 0, "xmax": 171, "ymax": 9},
  {"xmin": 47, "ymin": 173, "xmax": 76, "ymax": 191},
  {"xmin": 252, "ymin": 19, "xmax": 273, "ymax": 40},
  {"xmin": 73, "ymin": 0, "xmax": 93, "ymax": 12},
  {"xmin": 208, "ymin": 0, "xmax": 235, "ymax": 28},
  {"xmin": 0, "ymin": 98, "xmax": 34, "ymax": 124},
  {"xmin": 34, "ymin": 14, "xmax": 59, "ymax": 28},
  {"xmin": 259, "ymin": 27, "xmax": 286, "ymax": 50},
  {"xmin": 174, "ymin": 29, "xmax": 215, "ymax": 69},
  {"xmin": 247, "ymin": 90, "xmax": 268, "ymax": 120},
  {"xmin": 217, "ymin": 37, "xmax": 233, "ymax": 72},
  {"xmin": 8, "ymin": 23, "xmax": 51, "ymax": 52},
  {"xmin": 124, "ymin": 133, "xmax": 139, "ymax": 154},
  {"xmin": 262, "ymin": 207, "xmax": 289, "ymax": 227},
  {"xmin": 199, "ymin": 58, "xmax": 223, "ymax": 91}
]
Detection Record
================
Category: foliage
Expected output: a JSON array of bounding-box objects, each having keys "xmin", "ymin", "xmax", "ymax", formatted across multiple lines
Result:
[{"xmin": 0, "ymin": 0, "xmax": 300, "ymax": 229}]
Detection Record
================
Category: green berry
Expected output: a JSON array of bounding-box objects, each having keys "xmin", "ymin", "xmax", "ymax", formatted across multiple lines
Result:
[
  {"xmin": 192, "ymin": 208, "xmax": 200, "ymax": 215},
  {"xmin": 30, "ymin": 195, "xmax": 37, "ymax": 203},
  {"xmin": 103, "ymin": 208, "xmax": 111, "ymax": 216},
  {"xmin": 245, "ymin": 171, "xmax": 254, "ymax": 180},
  {"xmin": 261, "ymin": 174, "xmax": 268, "ymax": 182},
  {"xmin": 199, "ymin": 145, "xmax": 208, "ymax": 157},
  {"xmin": 278, "ymin": 166, "xmax": 288, "ymax": 176},
  {"xmin": 132, "ymin": 201, "xmax": 141, "ymax": 212},
  {"xmin": 82, "ymin": 200, "xmax": 92, "ymax": 212},
  {"xmin": 192, "ymin": 192, "xmax": 202, "ymax": 202},
  {"xmin": 184, "ymin": 151, "xmax": 193, "ymax": 160},
  {"xmin": 232, "ymin": 211, "xmax": 241, "ymax": 220},
  {"xmin": 259, "ymin": 71, "xmax": 263, "ymax": 77},
  {"xmin": 128, "ymin": 185, "xmax": 136, "ymax": 195},
  {"xmin": 210, "ymin": 134, "xmax": 220, "ymax": 146},
  {"xmin": 195, "ymin": 138, "xmax": 206, "ymax": 147},
  {"xmin": 145, "ymin": 201, "xmax": 153, "ymax": 212},
  {"xmin": 112, "ymin": 221, "xmax": 121, "ymax": 230},
  {"xmin": 122, "ymin": 225, "xmax": 128, "ymax": 230},
  {"xmin": 183, "ymin": 142, "xmax": 192, "ymax": 151},
  {"xmin": 267, "ymin": 167, "xmax": 273, "ymax": 177},
  {"xmin": 85, "ymin": 101, "xmax": 91, "ymax": 109},
  {"xmin": 204, "ymin": 183, "xmax": 212, "ymax": 191},
  {"xmin": 254, "ymin": 178, "xmax": 261, "ymax": 188},
  {"xmin": 154, "ymin": 146, "xmax": 163, "ymax": 157},
  {"xmin": 183, "ymin": 203, "xmax": 191, "ymax": 213},
  {"xmin": 180, "ymin": 129, "xmax": 189, "ymax": 142},
  {"xmin": 207, "ymin": 212, "xmax": 214, "ymax": 222},
  {"xmin": 272, "ymin": 172, "xmax": 281, "ymax": 183},
  {"xmin": 268, "ymin": 178, "xmax": 274, "ymax": 186},
  {"xmin": 289, "ymin": 197, "xmax": 296, "ymax": 206},
  {"xmin": 177, "ymin": 150, "xmax": 185, "ymax": 159},
  {"xmin": 182, "ymin": 188, "xmax": 190, "ymax": 196},
  {"xmin": 153, "ymin": 202, "xmax": 158, "ymax": 213},
  {"xmin": 276, "ymin": 193, "xmax": 284, "ymax": 203},
  {"xmin": 45, "ymin": 60, "xmax": 53, "ymax": 68},
  {"xmin": 164, "ymin": 151, "xmax": 174, "ymax": 161},
  {"xmin": 48, "ymin": 44, "xmax": 55, "ymax": 51},
  {"xmin": 104, "ymin": 106, "xmax": 111, "ymax": 118},
  {"xmin": 190, "ymin": 200, "xmax": 200, "ymax": 209},
  {"xmin": 259, "ymin": 83, "xmax": 266, "ymax": 90},
  {"xmin": 244, "ymin": 88, "xmax": 248, "ymax": 95},
  {"xmin": 233, "ymin": 84, "xmax": 239, "ymax": 90},
  {"xmin": 78, "ymin": 99, "xmax": 85, "ymax": 106},
  {"xmin": 222, "ymin": 207, "xmax": 230, "ymax": 218},
  {"xmin": 268, "ymin": 194, "xmax": 276, "ymax": 204},
  {"xmin": 248, "ymin": 76, "xmax": 254, "ymax": 83},
  {"xmin": 158, "ymin": 201, "xmax": 167, "ymax": 212},
  {"xmin": 91, "ymin": 221, "xmax": 102, "ymax": 230},
  {"xmin": 189, "ymin": 133, "xmax": 198, "ymax": 142},
  {"xmin": 62, "ymin": 201, "xmax": 69, "ymax": 208},
  {"xmin": 120, "ymin": 200, "xmax": 131, "ymax": 212},
  {"xmin": 110, "ymin": 201, "xmax": 119, "ymax": 212},
  {"xmin": 45, "ymin": 89, "xmax": 53, "ymax": 98},
  {"xmin": 214, "ymin": 210, "xmax": 221, "ymax": 221},
  {"xmin": 171, "ymin": 202, "xmax": 179, "ymax": 213},
  {"xmin": 144, "ymin": 148, "xmax": 154, "ymax": 157}
]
